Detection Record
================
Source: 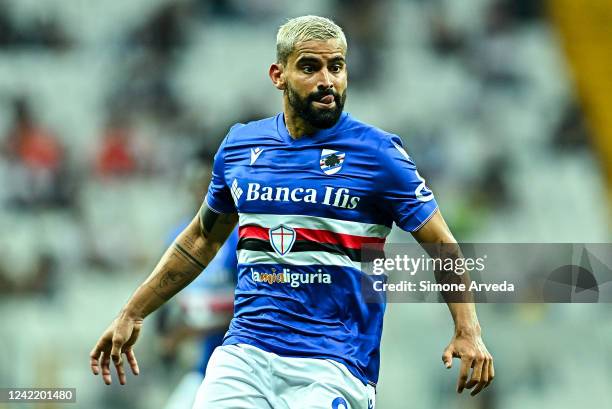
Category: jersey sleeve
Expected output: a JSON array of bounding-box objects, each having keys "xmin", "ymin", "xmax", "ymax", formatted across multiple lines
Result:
[
  {"xmin": 204, "ymin": 133, "xmax": 236, "ymax": 214},
  {"xmin": 377, "ymin": 135, "xmax": 438, "ymax": 232}
]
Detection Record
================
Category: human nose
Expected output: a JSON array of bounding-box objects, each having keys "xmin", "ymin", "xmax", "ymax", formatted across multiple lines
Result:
[{"xmin": 317, "ymin": 67, "xmax": 333, "ymax": 90}]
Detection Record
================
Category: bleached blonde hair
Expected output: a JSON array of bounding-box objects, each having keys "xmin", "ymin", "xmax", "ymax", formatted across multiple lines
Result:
[{"xmin": 276, "ymin": 15, "xmax": 347, "ymax": 64}]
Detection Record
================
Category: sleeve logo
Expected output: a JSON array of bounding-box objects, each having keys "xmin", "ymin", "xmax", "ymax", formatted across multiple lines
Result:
[{"xmin": 231, "ymin": 178, "xmax": 243, "ymax": 205}]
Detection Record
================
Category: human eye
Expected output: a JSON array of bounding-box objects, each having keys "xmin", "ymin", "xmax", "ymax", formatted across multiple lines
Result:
[{"xmin": 329, "ymin": 63, "xmax": 344, "ymax": 73}]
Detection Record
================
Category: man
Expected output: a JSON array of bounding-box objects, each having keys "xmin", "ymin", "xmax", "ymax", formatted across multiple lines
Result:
[{"xmin": 90, "ymin": 15, "xmax": 494, "ymax": 409}]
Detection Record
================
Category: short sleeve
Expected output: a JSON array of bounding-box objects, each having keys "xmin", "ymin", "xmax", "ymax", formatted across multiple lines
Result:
[
  {"xmin": 377, "ymin": 135, "xmax": 438, "ymax": 232},
  {"xmin": 204, "ymin": 134, "xmax": 236, "ymax": 214}
]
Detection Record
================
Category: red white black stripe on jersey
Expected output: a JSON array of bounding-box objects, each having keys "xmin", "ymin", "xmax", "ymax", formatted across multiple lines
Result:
[{"xmin": 237, "ymin": 213, "xmax": 389, "ymax": 266}]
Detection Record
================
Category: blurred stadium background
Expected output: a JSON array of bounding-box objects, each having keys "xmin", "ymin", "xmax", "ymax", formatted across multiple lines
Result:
[{"xmin": 0, "ymin": 0, "xmax": 611, "ymax": 408}]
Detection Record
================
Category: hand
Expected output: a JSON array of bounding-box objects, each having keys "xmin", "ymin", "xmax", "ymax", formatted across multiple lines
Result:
[
  {"xmin": 90, "ymin": 313, "xmax": 142, "ymax": 385},
  {"xmin": 442, "ymin": 330, "xmax": 494, "ymax": 396}
]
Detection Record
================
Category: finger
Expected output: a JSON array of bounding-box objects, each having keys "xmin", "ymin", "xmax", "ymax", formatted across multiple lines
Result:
[
  {"xmin": 111, "ymin": 334, "xmax": 125, "ymax": 366},
  {"xmin": 486, "ymin": 357, "xmax": 495, "ymax": 387},
  {"xmin": 471, "ymin": 359, "xmax": 489, "ymax": 396},
  {"xmin": 101, "ymin": 352, "xmax": 112, "ymax": 385},
  {"xmin": 457, "ymin": 356, "xmax": 473, "ymax": 393},
  {"xmin": 114, "ymin": 353, "xmax": 127, "ymax": 385},
  {"xmin": 442, "ymin": 346, "xmax": 453, "ymax": 369},
  {"xmin": 466, "ymin": 357, "xmax": 485, "ymax": 390},
  {"xmin": 89, "ymin": 345, "xmax": 102, "ymax": 375},
  {"xmin": 125, "ymin": 349, "xmax": 140, "ymax": 376}
]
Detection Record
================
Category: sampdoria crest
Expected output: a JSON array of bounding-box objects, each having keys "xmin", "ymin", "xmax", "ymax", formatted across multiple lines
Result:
[{"xmin": 320, "ymin": 149, "xmax": 346, "ymax": 175}]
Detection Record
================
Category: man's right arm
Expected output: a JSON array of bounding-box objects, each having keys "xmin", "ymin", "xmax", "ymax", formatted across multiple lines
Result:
[
  {"xmin": 124, "ymin": 206, "xmax": 237, "ymax": 319},
  {"xmin": 90, "ymin": 205, "xmax": 237, "ymax": 385}
]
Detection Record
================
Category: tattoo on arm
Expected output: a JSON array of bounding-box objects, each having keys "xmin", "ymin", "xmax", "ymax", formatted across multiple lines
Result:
[
  {"xmin": 158, "ymin": 269, "xmax": 192, "ymax": 289},
  {"xmin": 146, "ymin": 249, "xmax": 206, "ymax": 301},
  {"xmin": 199, "ymin": 205, "xmax": 238, "ymax": 239},
  {"xmin": 199, "ymin": 206, "xmax": 219, "ymax": 238},
  {"xmin": 137, "ymin": 208, "xmax": 237, "ymax": 307},
  {"xmin": 147, "ymin": 206, "xmax": 237, "ymax": 302},
  {"xmin": 148, "ymin": 268, "xmax": 198, "ymax": 300},
  {"xmin": 174, "ymin": 243, "xmax": 206, "ymax": 270},
  {"xmin": 147, "ymin": 272, "xmax": 197, "ymax": 301}
]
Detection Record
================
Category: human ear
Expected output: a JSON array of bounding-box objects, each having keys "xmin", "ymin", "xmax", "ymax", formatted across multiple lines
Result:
[{"xmin": 269, "ymin": 63, "xmax": 286, "ymax": 90}]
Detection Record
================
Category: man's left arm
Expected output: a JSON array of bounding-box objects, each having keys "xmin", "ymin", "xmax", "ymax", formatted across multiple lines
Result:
[{"xmin": 412, "ymin": 209, "xmax": 495, "ymax": 396}]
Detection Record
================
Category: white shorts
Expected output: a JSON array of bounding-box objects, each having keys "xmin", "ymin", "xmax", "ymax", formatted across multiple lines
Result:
[{"xmin": 192, "ymin": 344, "xmax": 376, "ymax": 409}]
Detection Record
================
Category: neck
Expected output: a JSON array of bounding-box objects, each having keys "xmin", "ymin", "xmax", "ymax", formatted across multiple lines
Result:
[{"xmin": 282, "ymin": 97, "xmax": 317, "ymax": 139}]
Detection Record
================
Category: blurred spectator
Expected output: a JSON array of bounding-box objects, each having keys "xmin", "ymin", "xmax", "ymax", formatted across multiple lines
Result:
[
  {"xmin": 130, "ymin": 1, "xmax": 192, "ymax": 58},
  {"xmin": 95, "ymin": 115, "xmax": 139, "ymax": 179},
  {"xmin": 486, "ymin": 0, "xmax": 517, "ymax": 35},
  {"xmin": 466, "ymin": 0, "xmax": 523, "ymax": 88},
  {"xmin": 333, "ymin": 0, "xmax": 388, "ymax": 85},
  {"xmin": 552, "ymin": 102, "xmax": 591, "ymax": 151},
  {"xmin": 25, "ymin": 14, "xmax": 71, "ymax": 50},
  {"xmin": 19, "ymin": 253, "xmax": 58, "ymax": 299},
  {"xmin": 109, "ymin": 52, "xmax": 183, "ymax": 120},
  {"xmin": 0, "ymin": 0, "xmax": 18, "ymax": 47},
  {"xmin": 203, "ymin": 0, "xmax": 243, "ymax": 19},
  {"xmin": 0, "ymin": 264, "xmax": 10, "ymax": 294},
  {"xmin": 0, "ymin": 253, "xmax": 58, "ymax": 299},
  {"xmin": 108, "ymin": 1, "xmax": 194, "ymax": 120},
  {"xmin": 429, "ymin": 14, "xmax": 465, "ymax": 57},
  {"xmin": 1, "ymin": 97, "xmax": 72, "ymax": 209},
  {"xmin": 477, "ymin": 154, "xmax": 513, "ymax": 209},
  {"xmin": 0, "ymin": 0, "xmax": 70, "ymax": 50},
  {"xmin": 509, "ymin": 0, "xmax": 544, "ymax": 22}
]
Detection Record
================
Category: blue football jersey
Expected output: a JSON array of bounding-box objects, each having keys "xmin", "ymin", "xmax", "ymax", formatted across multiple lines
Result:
[{"xmin": 205, "ymin": 112, "xmax": 438, "ymax": 386}]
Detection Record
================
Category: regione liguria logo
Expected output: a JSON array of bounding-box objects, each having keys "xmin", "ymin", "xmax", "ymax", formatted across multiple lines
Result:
[
  {"xmin": 269, "ymin": 225, "xmax": 296, "ymax": 256},
  {"xmin": 320, "ymin": 149, "xmax": 345, "ymax": 175}
]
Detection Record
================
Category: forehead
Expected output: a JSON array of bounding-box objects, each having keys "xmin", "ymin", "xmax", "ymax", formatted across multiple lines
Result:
[{"xmin": 289, "ymin": 39, "xmax": 346, "ymax": 63}]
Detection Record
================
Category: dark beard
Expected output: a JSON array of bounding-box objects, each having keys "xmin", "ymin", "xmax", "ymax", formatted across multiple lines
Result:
[{"xmin": 286, "ymin": 84, "xmax": 346, "ymax": 129}]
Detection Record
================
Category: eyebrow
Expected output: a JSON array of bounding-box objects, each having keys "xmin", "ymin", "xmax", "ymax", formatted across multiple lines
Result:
[
  {"xmin": 295, "ymin": 55, "xmax": 346, "ymax": 65},
  {"xmin": 296, "ymin": 56, "xmax": 321, "ymax": 65},
  {"xmin": 328, "ymin": 56, "xmax": 346, "ymax": 64}
]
